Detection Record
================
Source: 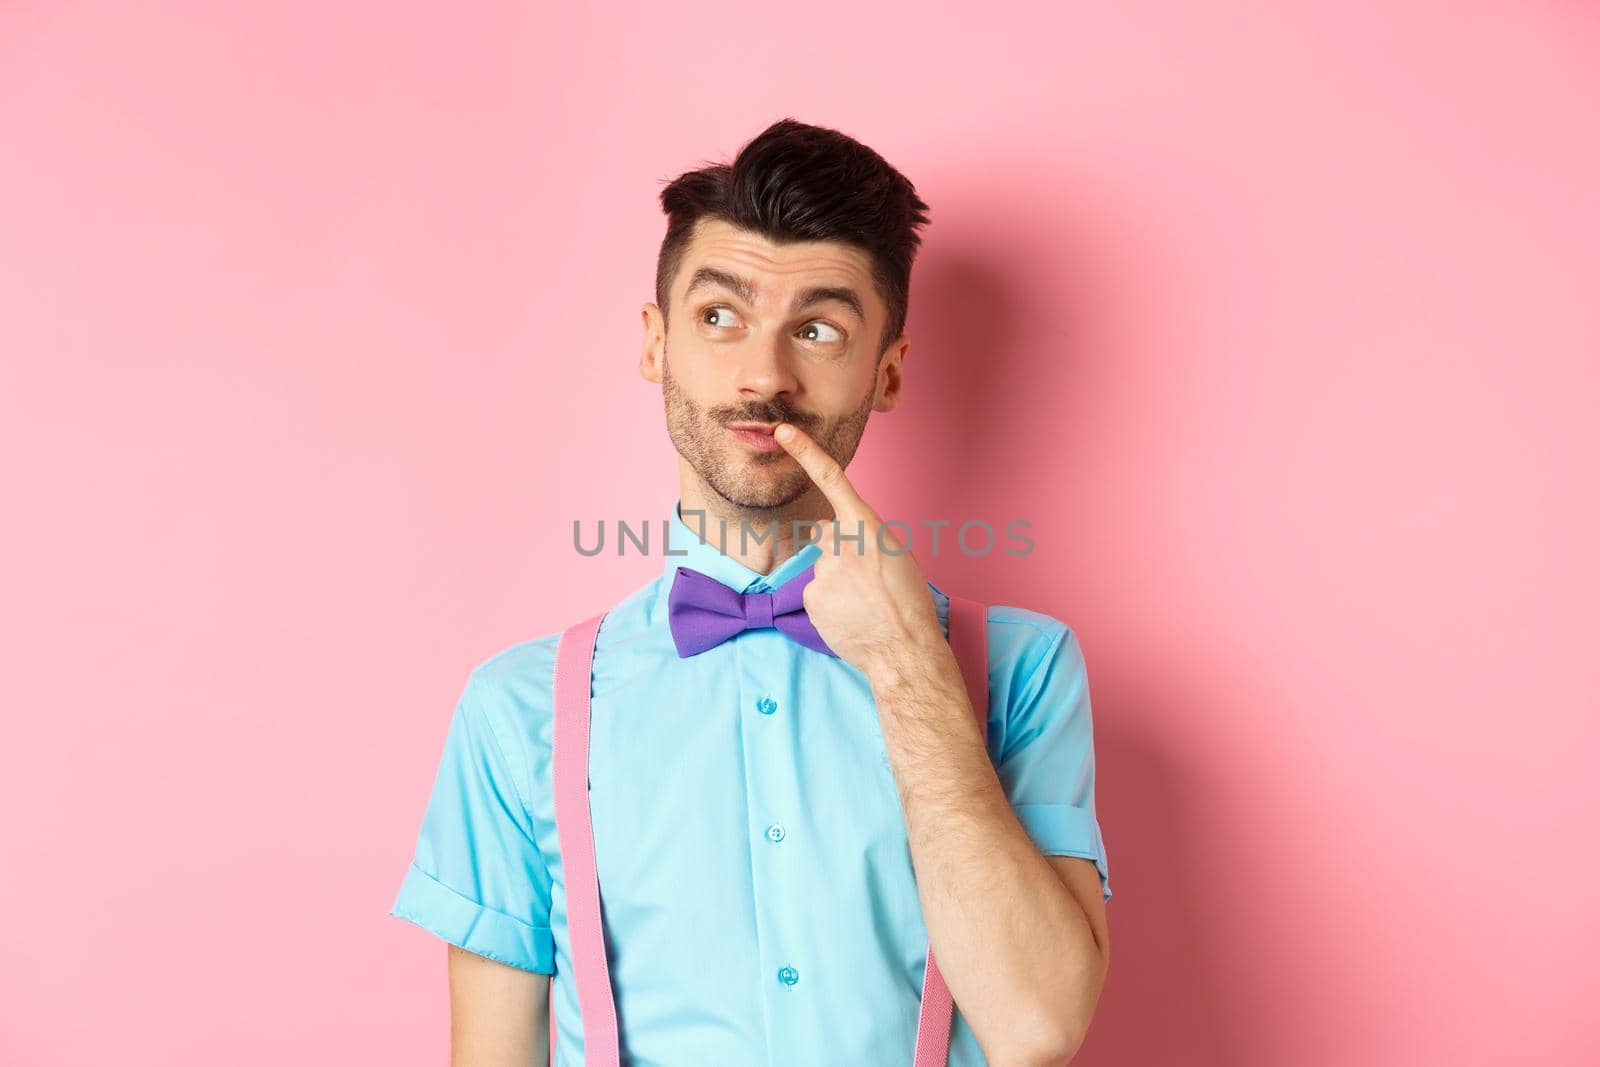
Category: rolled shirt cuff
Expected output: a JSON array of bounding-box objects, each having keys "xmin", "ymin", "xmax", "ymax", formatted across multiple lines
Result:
[
  {"xmin": 1015, "ymin": 802, "xmax": 1113, "ymax": 902},
  {"xmin": 389, "ymin": 862, "xmax": 556, "ymax": 973}
]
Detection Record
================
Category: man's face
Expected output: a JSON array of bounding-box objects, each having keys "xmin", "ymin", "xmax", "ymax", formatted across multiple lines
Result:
[{"xmin": 640, "ymin": 217, "xmax": 907, "ymax": 511}]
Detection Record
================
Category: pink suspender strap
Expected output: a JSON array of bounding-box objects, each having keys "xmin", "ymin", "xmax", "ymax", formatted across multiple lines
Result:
[
  {"xmin": 552, "ymin": 611, "xmax": 618, "ymax": 1066},
  {"xmin": 552, "ymin": 596, "xmax": 989, "ymax": 1067}
]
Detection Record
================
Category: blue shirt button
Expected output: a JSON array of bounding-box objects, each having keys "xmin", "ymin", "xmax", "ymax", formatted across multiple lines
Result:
[
  {"xmin": 766, "ymin": 822, "xmax": 785, "ymax": 843},
  {"xmin": 777, "ymin": 965, "xmax": 799, "ymax": 986},
  {"xmin": 756, "ymin": 696, "xmax": 778, "ymax": 716}
]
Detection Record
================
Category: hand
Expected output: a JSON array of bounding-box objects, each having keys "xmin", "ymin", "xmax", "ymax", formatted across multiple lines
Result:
[{"xmin": 773, "ymin": 422, "xmax": 945, "ymax": 679}]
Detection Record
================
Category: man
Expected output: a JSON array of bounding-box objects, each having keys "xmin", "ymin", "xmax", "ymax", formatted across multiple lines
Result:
[{"xmin": 390, "ymin": 117, "xmax": 1112, "ymax": 1066}]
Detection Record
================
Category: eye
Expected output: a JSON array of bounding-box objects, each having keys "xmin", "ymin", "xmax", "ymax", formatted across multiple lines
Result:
[
  {"xmin": 702, "ymin": 305, "xmax": 742, "ymax": 329},
  {"xmin": 798, "ymin": 320, "xmax": 844, "ymax": 344}
]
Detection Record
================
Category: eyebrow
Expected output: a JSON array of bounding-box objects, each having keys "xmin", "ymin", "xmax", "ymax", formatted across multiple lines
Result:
[{"xmin": 683, "ymin": 266, "xmax": 866, "ymax": 325}]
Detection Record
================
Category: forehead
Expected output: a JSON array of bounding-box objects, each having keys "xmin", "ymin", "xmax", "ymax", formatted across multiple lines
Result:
[{"xmin": 675, "ymin": 217, "xmax": 878, "ymax": 304}]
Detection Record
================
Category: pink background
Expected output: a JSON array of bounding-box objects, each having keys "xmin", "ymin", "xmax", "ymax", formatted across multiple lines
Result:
[{"xmin": 2, "ymin": 2, "xmax": 1596, "ymax": 1064}]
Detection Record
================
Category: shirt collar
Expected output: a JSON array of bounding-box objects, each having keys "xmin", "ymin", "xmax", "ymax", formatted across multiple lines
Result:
[{"xmin": 662, "ymin": 497, "xmax": 823, "ymax": 594}]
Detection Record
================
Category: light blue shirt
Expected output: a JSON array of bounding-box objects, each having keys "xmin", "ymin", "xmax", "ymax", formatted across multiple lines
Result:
[{"xmin": 391, "ymin": 498, "xmax": 1111, "ymax": 1065}]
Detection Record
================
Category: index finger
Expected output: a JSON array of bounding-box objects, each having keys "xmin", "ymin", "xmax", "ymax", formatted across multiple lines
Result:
[{"xmin": 772, "ymin": 422, "xmax": 875, "ymax": 525}]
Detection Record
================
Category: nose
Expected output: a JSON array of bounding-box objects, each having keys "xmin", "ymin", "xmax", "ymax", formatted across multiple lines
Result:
[{"xmin": 734, "ymin": 329, "xmax": 801, "ymax": 405}]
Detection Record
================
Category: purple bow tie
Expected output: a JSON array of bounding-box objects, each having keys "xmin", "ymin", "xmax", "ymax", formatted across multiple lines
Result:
[{"xmin": 666, "ymin": 564, "xmax": 838, "ymax": 658}]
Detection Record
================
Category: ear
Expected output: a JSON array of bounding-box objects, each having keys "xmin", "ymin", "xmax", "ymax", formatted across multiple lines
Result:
[
  {"xmin": 640, "ymin": 302, "xmax": 665, "ymax": 383},
  {"xmin": 873, "ymin": 335, "xmax": 910, "ymax": 412}
]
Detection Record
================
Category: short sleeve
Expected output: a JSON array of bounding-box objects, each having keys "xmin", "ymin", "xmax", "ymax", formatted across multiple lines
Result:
[
  {"xmin": 995, "ymin": 619, "xmax": 1113, "ymax": 903},
  {"xmin": 389, "ymin": 670, "xmax": 557, "ymax": 972}
]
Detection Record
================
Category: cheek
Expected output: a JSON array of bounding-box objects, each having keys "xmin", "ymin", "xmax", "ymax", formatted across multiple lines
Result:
[
  {"xmin": 679, "ymin": 341, "xmax": 731, "ymax": 386},
  {"xmin": 813, "ymin": 375, "xmax": 877, "ymax": 429},
  {"xmin": 663, "ymin": 351, "xmax": 717, "ymax": 405}
]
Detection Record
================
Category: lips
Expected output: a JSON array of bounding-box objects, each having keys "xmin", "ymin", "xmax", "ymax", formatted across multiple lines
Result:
[{"xmin": 726, "ymin": 423, "xmax": 784, "ymax": 453}]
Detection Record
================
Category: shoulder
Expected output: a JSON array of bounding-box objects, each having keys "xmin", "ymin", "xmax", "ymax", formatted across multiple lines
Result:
[
  {"xmin": 929, "ymin": 582, "xmax": 1082, "ymax": 707},
  {"xmin": 456, "ymin": 576, "xmax": 662, "ymax": 740},
  {"xmin": 471, "ymin": 627, "xmax": 562, "ymax": 696},
  {"xmin": 986, "ymin": 602, "xmax": 1074, "ymax": 650},
  {"xmin": 448, "ymin": 630, "xmax": 564, "ymax": 786},
  {"xmin": 930, "ymin": 581, "xmax": 1077, "ymax": 667},
  {"xmin": 985, "ymin": 603, "xmax": 1079, "ymax": 683},
  {"xmin": 979, "ymin": 603, "xmax": 1089, "ymax": 743}
]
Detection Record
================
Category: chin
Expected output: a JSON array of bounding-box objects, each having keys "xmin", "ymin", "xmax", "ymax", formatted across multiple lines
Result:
[{"xmin": 717, "ymin": 474, "xmax": 808, "ymax": 512}]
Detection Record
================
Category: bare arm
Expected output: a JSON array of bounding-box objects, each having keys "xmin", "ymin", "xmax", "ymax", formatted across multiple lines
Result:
[
  {"xmin": 872, "ymin": 652, "xmax": 1109, "ymax": 1065},
  {"xmin": 447, "ymin": 944, "xmax": 551, "ymax": 1067}
]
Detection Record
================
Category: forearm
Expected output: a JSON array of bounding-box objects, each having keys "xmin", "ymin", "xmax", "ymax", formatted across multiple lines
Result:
[{"xmin": 868, "ymin": 638, "xmax": 1103, "ymax": 1066}]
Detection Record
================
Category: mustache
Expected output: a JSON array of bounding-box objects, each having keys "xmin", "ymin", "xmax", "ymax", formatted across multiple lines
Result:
[{"xmin": 715, "ymin": 408, "xmax": 818, "ymax": 430}]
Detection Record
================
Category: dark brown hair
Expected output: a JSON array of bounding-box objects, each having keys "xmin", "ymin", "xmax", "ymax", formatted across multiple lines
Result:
[{"xmin": 655, "ymin": 118, "xmax": 931, "ymax": 359}]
